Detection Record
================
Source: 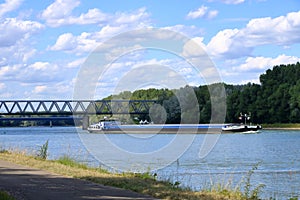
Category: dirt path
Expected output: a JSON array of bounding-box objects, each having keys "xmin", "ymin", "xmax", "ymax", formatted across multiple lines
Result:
[{"xmin": 0, "ymin": 160, "xmax": 157, "ymax": 200}]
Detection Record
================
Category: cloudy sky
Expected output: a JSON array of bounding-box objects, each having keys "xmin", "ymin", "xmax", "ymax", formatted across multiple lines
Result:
[{"xmin": 1, "ymin": 0, "xmax": 300, "ymax": 100}]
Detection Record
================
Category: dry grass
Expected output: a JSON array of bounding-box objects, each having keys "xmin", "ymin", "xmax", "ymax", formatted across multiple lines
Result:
[{"xmin": 0, "ymin": 151, "xmax": 246, "ymax": 200}]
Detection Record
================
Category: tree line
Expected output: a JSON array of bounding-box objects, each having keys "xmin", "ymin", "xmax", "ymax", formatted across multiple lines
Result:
[{"xmin": 105, "ymin": 62, "xmax": 300, "ymax": 124}]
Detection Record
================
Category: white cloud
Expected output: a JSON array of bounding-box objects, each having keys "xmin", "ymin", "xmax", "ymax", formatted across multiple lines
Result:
[
  {"xmin": 182, "ymin": 37, "xmax": 207, "ymax": 58},
  {"xmin": 48, "ymin": 7, "xmax": 152, "ymax": 54},
  {"xmin": 43, "ymin": 7, "xmax": 110, "ymax": 27},
  {"xmin": 0, "ymin": 44, "xmax": 37, "ymax": 66},
  {"xmin": 0, "ymin": 64, "xmax": 22, "ymax": 80},
  {"xmin": 240, "ymin": 78, "xmax": 260, "ymax": 84},
  {"xmin": 114, "ymin": 7, "xmax": 150, "ymax": 25},
  {"xmin": 164, "ymin": 24, "xmax": 204, "ymax": 37},
  {"xmin": 0, "ymin": 18, "xmax": 44, "ymax": 47},
  {"xmin": 22, "ymin": 80, "xmax": 75, "ymax": 99},
  {"xmin": 0, "ymin": 92, "xmax": 13, "ymax": 99},
  {"xmin": 186, "ymin": 5, "xmax": 218, "ymax": 20},
  {"xmin": 207, "ymin": 0, "xmax": 245, "ymax": 4},
  {"xmin": 0, "ymin": 17, "xmax": 43, "ymax": 77},
  {"xmin": 25, "ymin": 62, "xmax": 59, "ymax": 79},
  {"xmin": 219, "ymin": 54, "xmax": 300, "ymax": 84},
  {"xmin": 187, "ymin": 6, "xmax": 207, "ymax": 19},
  {"xmin": 0, "ymin": 62, "xmax": 63, "ymax": 85},
  {"xmin": 41, "ymin": 0, "xmax": 150, "ymax": 28},
  {"xmin": 41, "ymin": 0, "xmax": 80, "ymax": 26},
  {"xmin": 235, "ymin": 54, "xmax": 300, "ymax": 72},
  {"xmin": 0, "ymin": 16, "xmax": 41, "ymax": 67},
  {"xmin": 28, "ymin": 62, "xmax": 52, "ymax": 70},
  {"xmin": 33, "ymin": 85, "xmax": 47, "ymax": 94},
  {"xmin": 22, "ymin": 49, "xmax": 37, "ymax": 63},
  {"xmin": 207, "ymin": 11, "xmax": 300, "ymax": 59},
  {"xmin": 207, "ymin": 10, "xmax": 218, "ymax": 19},
  {"xmin": 207, "ymin": 28, "xmax": 251, "ymax": 58},
  {"xmin": 221, "ymin": 0, "xmax": 245, "ymax": 4},
  {"xmin": 50, "ymin": 31, "xmax": 102, "ymax": 53},
  {"xmin": 67, "ymin": 57, "xmax": 86, "ymax": 68},
  {"xmin": 242, "ymin": 11, "xmax": 300, "ymax": 46},
  {"xmin": 49, "ymin": 33, "xmax": 77, "ymax": 51},
  {"xmin": 0, "ymin": 83, "xmax": 6, "ymax": 90},
  {"xmin": 0, "ymin": 0, "xmax": 23, "ymax": 18},
  {"xmin": 73, "ymin": 8, "xmax": 109, "ymax": 25}
]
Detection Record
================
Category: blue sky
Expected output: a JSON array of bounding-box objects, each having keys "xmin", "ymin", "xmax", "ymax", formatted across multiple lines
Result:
[{"xmin": 0, "ymin": 0, "xmax": 300, "ymax": 99}]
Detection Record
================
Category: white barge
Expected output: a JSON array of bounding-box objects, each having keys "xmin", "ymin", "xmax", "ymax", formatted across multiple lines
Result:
[
  {"xmin": 222, "ymin": 124, "xmax": 262, "ymax": 132},
  {"xmin": 87, "ymin": 119, "xmax": 224, "ymax": 134}
]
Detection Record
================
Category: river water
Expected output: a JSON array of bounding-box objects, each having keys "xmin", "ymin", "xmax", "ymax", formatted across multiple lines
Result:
[{"xmin": 0, "ymin": 127, "xmax": 299, "ymax": 199}]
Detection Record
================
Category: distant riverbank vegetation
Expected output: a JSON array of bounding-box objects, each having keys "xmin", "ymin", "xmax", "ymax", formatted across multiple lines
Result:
[
  {"xmin": 100, "ymin": 62, "xmax": 300, "ymax": 125},
  {"xmin": 0, "ymin": 116, "xmax": 76, "ymax": 127}
]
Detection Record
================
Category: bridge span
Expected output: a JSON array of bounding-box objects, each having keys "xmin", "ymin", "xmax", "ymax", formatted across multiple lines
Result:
[
  {"xmin": 0, "ymin": 100, "xmax": 156, "ymax": 115},
  {"xmin": 0, "ymin": 100, "xmax": 157, "ymax": 129}
]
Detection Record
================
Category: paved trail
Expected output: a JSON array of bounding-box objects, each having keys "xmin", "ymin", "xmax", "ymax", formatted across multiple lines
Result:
[{"xmin": 0, "ymin": 160, "xmax": 157, "ymax": 200}]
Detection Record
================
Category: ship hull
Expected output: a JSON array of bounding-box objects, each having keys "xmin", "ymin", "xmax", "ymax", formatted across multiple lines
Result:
[
  {"xmin": 222, "ymin": 124, "xmax": 262, "ymax": 133},
  {"xmin": 87, "ymin": 124, "xmax": 224, "ymax": 134}
]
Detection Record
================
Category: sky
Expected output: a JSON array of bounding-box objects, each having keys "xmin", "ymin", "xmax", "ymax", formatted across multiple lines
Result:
[{"xmin": 0, "ymin": 0, "xmax": 300, "ymax": 100}]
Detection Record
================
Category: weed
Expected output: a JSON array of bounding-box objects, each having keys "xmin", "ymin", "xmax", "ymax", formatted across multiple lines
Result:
[
  {"xmin": 0, "ymin": 190, "xmax": 15, "ymax": 200},
  {"xmin": 242, "ymin": 162, "xmax": 265, "ymax": 200},
  {"xmin": 36, "ymin": 140, "xmax": 49, "ymax": 160},
  {"xmin": 0, "ymin": 147, "xmax": 9, "ymax": 154},
  {"xmin": 57, "ymin": 155, "xmax": 89, "ymax": 169},
  {"xmin": 173, "ymin": 181, "xmax": 181, "ymax": 188}
]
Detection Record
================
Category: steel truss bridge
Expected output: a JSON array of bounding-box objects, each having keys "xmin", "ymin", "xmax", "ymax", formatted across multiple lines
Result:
[{"xmin": 0, "ymin": 100, "xmax": 157, "ymax": 129}]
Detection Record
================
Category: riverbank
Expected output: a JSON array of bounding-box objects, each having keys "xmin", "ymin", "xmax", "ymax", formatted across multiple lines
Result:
[
  {"xmin": 0, "ymin": 159, "xmax": 155, "ymax": 200},
  {"xmin": 0, "ymin": 150, "xmax": 252, "ymax": 200},
  {"xmin": 262, "ymin": 123, "xmax": 300, "ymax": 130}
]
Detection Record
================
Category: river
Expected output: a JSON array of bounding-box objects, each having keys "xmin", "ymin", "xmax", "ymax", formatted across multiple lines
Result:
[{"xmin": 0, "ymin": 127, "xmax": 299, "ymax": 199}]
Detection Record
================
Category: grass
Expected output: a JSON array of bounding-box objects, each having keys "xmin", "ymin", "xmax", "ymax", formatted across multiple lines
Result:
[
  {"xmin": 0, "ymin": 190, "xmax": 15, "ymax": 200},
  {"xmin": 242, "ymin": 162, "xmax": 265, "ymax": 200},
  {"xmin": 2, "ymin": 149, "xmax": 298, "ymax": 200},
  {"xmin": 36, "ymin": 140, "xmax": 49, "ymax": 160},
  {"xmin": 0, "ymin": 150, "xmax": 250, "ymax": 200}
]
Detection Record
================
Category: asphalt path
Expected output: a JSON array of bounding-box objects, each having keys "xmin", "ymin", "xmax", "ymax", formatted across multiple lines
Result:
[{"xmin": 0, "ymin": 160, "xmax": 157, "ymax": 200}]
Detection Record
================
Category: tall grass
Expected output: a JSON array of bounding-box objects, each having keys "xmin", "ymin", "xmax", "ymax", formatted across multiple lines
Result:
[
  {"xmin": 0, "ymin": 190, "xmax": 15, "ymax": 200},
  {"xmin": 36, "ymin": 140, "xmax": 49, "ymax": 160},
  {"xmin": 200, "ymin": 162, "xmax": 266, "ymax": 200},
  {"xmin": 241, "ymin": 162, "xmax": 265, "ymax": 200},
  {"xmin": 57, "ymin": 155, "xmax": 109, "ymax": 174},
  {"xmin": 57, "ymin": 155, "xmax": 89, "ymax": 169}
]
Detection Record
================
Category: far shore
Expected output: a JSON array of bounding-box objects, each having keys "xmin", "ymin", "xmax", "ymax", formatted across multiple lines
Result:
[
  {"xmin": 262, "ymin": 123, "xmax": 300, "ymax": 130},
  {"xmin": 263, "ymin": 127, "xmax": 300, "ymax": 130}
]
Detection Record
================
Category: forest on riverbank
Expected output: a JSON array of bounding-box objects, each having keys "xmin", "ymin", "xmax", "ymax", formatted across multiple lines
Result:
[{"xmin": 105, "ymin": 62, "xmax": 300, "ymax": 124}]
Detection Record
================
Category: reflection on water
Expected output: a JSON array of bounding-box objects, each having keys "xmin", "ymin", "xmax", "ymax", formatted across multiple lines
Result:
[{"xmin": 0, "ymin": 127, "xmax": 299, "ymax": 199}]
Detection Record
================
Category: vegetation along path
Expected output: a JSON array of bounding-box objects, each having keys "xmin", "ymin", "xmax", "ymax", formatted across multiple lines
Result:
[{"xmin": 0, "ymin": 159, "xmax": 156, "ymax": 200}]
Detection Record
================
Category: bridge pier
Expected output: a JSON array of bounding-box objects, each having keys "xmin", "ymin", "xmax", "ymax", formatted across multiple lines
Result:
[{"xmin": 82, "ymin": 116, "xmax": 89, "ymax": 130}]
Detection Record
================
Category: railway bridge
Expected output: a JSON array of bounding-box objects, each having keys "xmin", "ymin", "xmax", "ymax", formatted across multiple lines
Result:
[{"xmin": 0, "ymin": 100, "xmax": 157, "ymax": 129}]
